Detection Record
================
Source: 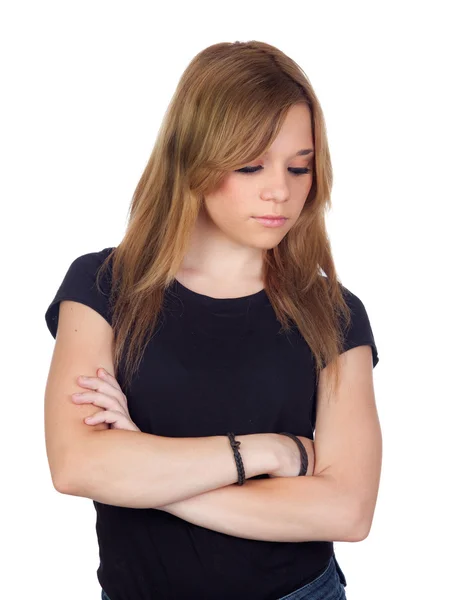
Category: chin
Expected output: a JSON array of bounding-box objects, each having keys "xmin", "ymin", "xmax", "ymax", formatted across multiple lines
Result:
[{"xmin": 249, "ymin": 237, "xmax": 284, "ymax": 250}]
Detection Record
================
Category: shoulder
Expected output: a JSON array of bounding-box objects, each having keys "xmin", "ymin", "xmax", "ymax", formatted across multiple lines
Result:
[
  {"xmin": 321, "ymin": 276, "xmax": 379, "ymax": 368},
  {"xmin": 321, "ymin": 275, "xmax": 372, "ymax": 319},
  {"xmin": 339, "ymin": 282, "xmax": 379, "ymax": 369},
  {"xmin": 70, "ymin": 246, "xmax": 115, "ymax": 276},
  {"xmin": 339, "ymin": 282, "xmax": 370, "ymax": 317},
  {"xmin": 59, "ymin": 246, "xmax": 116, "ymax": 301},
  {"xmin": 45, "ymin": 246, "xmax": 116, "ymax": 339}
]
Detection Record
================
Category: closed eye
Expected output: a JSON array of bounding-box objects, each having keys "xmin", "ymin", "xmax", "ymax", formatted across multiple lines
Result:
[{"xmin": 235, "ymin": 166, "xmax": 311, "ymax": 176}]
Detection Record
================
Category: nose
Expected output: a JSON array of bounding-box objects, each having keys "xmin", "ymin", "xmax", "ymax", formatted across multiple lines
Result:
[
  {"xmin": 259, "ymin": 174, "xmax": 290, "ymax": 203},
  {"xmin": 260, "ymin": 190, "xmax": 289, "ymax": 203}
]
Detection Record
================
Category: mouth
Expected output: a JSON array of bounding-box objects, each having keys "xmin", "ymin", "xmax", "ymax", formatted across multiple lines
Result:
[
  {"xmin": 252, "ymin": 216, "xmax": 288, "ymax": 228},
  {"xmin": 254, "ymin": 215, "xmax": 287, "ymax": 220}
]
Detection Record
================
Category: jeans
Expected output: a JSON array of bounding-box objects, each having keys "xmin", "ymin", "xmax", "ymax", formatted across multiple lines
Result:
[
  {"xmin": 277, "ymin": 553, "xmax": 347, "ymax": 600},
  {"xmin": 100, "ymin": 553, "xmax": 347, "ymax": 600}
]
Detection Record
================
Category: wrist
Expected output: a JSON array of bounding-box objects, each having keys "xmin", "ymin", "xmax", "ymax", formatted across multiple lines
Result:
[
  {"xmin": 299, "ymin": 436, "xmax": 315, "ymax": 476},
  {"xmin": 273, "ymin": 434, "xmax": 315, "ymax": 477},
  {"xmin": 234, "ymin": 433, "xmax": 280, "ymax": 479}
]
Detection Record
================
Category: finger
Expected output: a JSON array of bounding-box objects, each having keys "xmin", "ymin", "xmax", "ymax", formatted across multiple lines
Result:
[
  {"xmin": 98, "ymin": 368, "xmax": 122, "ymax": 392},
  {"xmin": 85, "ymin": 409, "xmax": 124, "ymax": 425},
  {"xmin": 72, "ymin": 391, "xmax": 123, "ymax": 414},
  {"xmin": 77, "ymin": 376, "xmax": 127, "ymax": 412},
  {"xmin": 97, "ymin": 370, "xmax": 128, "ymax": 410},
  {"xmin": 85, "ymin": 410, "xmax": 137, "ymax": 431}
]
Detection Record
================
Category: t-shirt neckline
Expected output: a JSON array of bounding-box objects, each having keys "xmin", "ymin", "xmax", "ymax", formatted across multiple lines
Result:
[{"xmin": 171, "ymin": 277, "xmax": 268, "ymax": 307}]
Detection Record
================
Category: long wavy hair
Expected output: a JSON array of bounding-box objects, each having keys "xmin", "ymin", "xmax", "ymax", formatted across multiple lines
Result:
[{"xmin": 96, "ymin": 40, "xmax": 352, "ymax": 401}]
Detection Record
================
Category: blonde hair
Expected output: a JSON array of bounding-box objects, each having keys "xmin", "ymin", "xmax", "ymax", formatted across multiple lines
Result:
[{"xmin": 97, "ymin": 40, "xmax": 352, "ymax": 400}]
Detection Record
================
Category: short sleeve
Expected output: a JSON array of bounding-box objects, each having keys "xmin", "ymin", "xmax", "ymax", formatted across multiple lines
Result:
[
  {"xmin": 339, "ymin": 285, "xmax": 379, "ymax": 368},
  {"xmin": 44, "ymin": 247, "xmax": 115, "ymax": 339}
]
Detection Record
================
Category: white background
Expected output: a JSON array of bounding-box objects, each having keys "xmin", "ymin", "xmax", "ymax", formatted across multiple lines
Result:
[{"xmin": 2, "ymin": 1, "xmax": 449, "ymax": 598}]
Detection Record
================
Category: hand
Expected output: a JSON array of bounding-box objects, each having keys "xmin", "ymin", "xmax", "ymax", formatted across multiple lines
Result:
[
  {"xmin": 269, "ymin": 435, "xmax": 315, "ymax": 478},
  {"xmin": 71, "ymin": 368, "xmax": 140, "ymax": 432}
]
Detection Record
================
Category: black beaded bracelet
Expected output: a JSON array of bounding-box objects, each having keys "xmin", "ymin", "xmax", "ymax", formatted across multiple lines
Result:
[
  {"xmin": 278, "ymin": 432, "xmax": 309, "ymax": 476},
  {"xmin": 227, "ymin": 432, "xmax": 246, "ymax": 485}
]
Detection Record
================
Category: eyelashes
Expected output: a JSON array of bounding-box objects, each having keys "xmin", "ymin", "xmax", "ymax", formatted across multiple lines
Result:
[{"xmin": 235, "ymin": 166, "xmax": 311, "ymax": 176}]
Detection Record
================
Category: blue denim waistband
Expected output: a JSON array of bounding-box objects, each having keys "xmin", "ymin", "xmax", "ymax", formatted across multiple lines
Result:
[{"xmin": 277, "ymin": 553, "xmax": 347, "ymax": 600}]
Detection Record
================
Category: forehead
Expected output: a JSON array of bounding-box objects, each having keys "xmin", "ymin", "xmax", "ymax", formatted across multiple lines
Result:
[{"xmin": 264, "ymin": 112, "xmax": 314, "ymax": 156}]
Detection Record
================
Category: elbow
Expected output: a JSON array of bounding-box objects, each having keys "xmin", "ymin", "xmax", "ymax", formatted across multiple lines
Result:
[
  {"xmin": 344, "ymin": 520, "xmax": 370, "ymax": 543},
  {"xmin": 49, "ymin": 455, "xmax": 73, "ymax": 495},
  {"xmin": 52, "ymin": 472, "xmax": 77, "ymax": 496},
  {"xmin": 51, "ymin": 453, "xmax": 84, "ymax": 497},
  {"xmin": 53, "ymin": 475, "xmax": 71, "ymax": 495},
  {"xmin": 322, "ymin": 475, "xmax": 372, "ymax": 542},
  {"xmin": 49, "ymin": 431, "xmax": 103, "ymax": 497},
  {"xmin": 317, "ymin": 472, "xmax": 377, "ymax": 542},
  {"xmin": 343, "ymin": 502, "xmax": 374, "ymax": 542},
  {"xmin": 53, "ymin": 470, "xmax": 79, "ymax": 496}
]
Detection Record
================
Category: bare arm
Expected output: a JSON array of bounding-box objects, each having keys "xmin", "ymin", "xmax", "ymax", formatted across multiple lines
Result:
[
  {"xmin": 156, "ymin": 474, "xmax": 361, "ymax": 543},
  {"xmin": 58, "ymin": 430, "xmax": 281, "ymax": 509},
  {"xmin": 47, "ymin": 301, "xmax": 281, "ymax": 509},
  {"xmin": 148, "ymin": 437, "xmax": 361, "ymax": 544},
  {"xmin": 46, "ymin": 301, "xmax": 303, "ymax": 511},
  {"xmin": 154, "ymin": 346, "xmax": 381, "ymax": 544}
]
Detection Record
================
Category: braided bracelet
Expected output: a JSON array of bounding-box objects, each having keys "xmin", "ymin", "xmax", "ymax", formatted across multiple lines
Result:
[
  {"xmin": 278, "ymin": 432, "xmax": 309, "ymax": 476},
  {"xmin": 227, "ymin": 432, "xmax": 246, "ymax": 485}
]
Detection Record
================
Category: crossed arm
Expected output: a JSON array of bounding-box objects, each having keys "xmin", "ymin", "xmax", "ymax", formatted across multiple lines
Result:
[
  {"xmin": 155, "ymin": 472, "xmax": 362, "ymax": 543},
  {"xmin": 156, "ymin": 346, "xmax": 382, "ymax": 544}
]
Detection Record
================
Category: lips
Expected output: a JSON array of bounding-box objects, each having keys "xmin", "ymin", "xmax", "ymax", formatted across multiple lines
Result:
[
  {"xmin": 255, "ymin": 215, "xmax": 287, "ymax": 219},
  {"xmin": 252, "ymin": 216, "xmax": 287, "ymax": 228}
]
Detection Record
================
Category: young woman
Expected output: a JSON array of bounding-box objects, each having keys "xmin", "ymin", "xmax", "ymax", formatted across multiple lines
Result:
[{"xmin": 44, "ymin": 40, "xmax": 381, "ymax": 600}]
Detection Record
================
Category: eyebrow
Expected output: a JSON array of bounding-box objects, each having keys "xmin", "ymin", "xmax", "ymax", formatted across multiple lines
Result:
[{"xmin": 263, "ymin": 148, "xmax": 314, "ymax": 158}]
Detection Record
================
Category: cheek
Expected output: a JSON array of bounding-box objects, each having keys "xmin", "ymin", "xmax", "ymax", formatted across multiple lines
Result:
[
  {"xmin": 207, "ymin": 177, "xmax": 249, "ymax": 222},
  {"xmin": 219, "ymin": 176, "xmax": 247, "ymax": 207}
]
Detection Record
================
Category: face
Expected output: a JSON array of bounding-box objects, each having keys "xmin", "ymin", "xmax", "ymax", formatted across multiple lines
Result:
[{"xmin": 201, "ymin": 103, "xmax": 314, "ymax": 250}]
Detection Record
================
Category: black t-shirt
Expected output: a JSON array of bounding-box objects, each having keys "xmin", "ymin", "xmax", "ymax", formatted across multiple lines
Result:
[{"xmin": 45, "ymin": 247, "xmax": 379, "ymax": 600}]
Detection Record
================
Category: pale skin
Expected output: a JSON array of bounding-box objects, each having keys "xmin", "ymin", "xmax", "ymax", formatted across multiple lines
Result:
[
  {"xmin": 71, "ymin": 367, "xmax": 321, "ymax": 544},
  {"xmin": 69, "ymin": 102, "xmax": 382, "ymax": 542},
  {"xmin": 174, "ymin": 102, "xmax": 315, "ymax": 296},
  {"xmin": 72, "ymin": 368, "xmax": 316, "ymax": 478}
]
